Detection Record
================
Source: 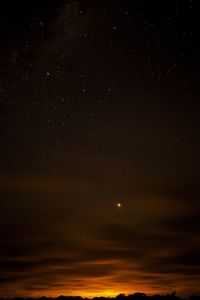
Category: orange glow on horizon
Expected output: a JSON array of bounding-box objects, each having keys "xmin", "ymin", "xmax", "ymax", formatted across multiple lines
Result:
[
  {"xmin": 9, "ymin": 282, "xmax": 175, "ymax": 300},
  {"xmin": 0, "ymin": 259, "xmax": 193, "ymax": 298}
]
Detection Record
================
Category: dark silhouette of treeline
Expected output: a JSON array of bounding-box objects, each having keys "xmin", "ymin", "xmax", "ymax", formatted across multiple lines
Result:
[{"xmin": 1, "ymin": 292, "xmax": 200, "ymax": 300}]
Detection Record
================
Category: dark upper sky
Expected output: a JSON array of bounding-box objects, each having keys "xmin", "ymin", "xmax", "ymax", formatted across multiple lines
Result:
[{"xmin": 0, "ymin": 0, "xmax": 200, "ymax": 297}]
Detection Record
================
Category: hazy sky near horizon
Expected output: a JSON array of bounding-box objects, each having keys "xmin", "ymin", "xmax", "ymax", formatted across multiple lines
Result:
[{"xmin": 0, "ymin": 0, "xmax": 200, "ymax": 297}]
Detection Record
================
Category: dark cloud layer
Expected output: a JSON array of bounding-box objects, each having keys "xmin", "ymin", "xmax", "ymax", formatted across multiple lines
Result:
[{"xmin": 1, "ymin": 171, "xmax": 200, "ymax": 297}]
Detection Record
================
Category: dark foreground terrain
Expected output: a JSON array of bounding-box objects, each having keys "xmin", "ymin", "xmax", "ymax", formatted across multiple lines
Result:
[{"xmin": 0, "ymin": 293, "xmax": 200, "ymax": 300}]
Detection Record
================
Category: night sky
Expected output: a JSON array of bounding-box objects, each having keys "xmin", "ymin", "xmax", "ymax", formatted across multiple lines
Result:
[{"xmin": 0, "ymin": 0, "xmax": 200, "ymax": 298}]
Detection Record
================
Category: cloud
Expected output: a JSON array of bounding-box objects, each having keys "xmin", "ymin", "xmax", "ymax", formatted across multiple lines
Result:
[{"xmin": 1, "ymin": 167, "xmax": 200, "ymax": 297}]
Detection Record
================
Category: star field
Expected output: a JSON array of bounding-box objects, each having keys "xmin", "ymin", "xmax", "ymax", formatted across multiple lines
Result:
[{"xmin": 0, "ymin": 0, "xmax": 200, "ymax": 298}]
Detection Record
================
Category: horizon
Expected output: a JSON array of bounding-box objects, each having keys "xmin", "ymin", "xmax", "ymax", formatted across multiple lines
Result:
[{"xmin": 0, "ymin": 292, "xmax": 200, "ymax": 299}]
